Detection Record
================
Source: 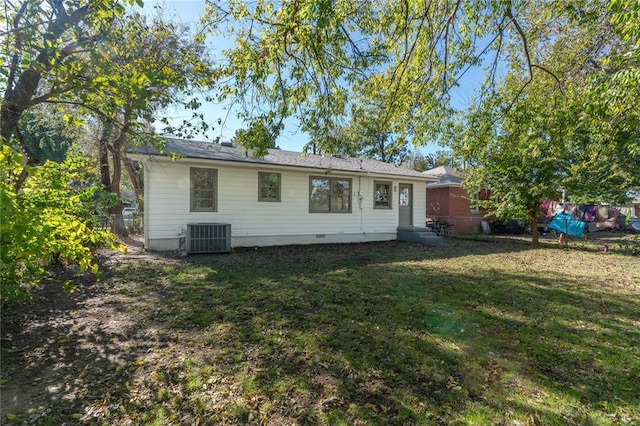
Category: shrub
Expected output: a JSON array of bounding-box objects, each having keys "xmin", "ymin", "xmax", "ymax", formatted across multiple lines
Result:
[{"xmin": 0, "ymin": 145, "xmax": 124, "ymax": 301}]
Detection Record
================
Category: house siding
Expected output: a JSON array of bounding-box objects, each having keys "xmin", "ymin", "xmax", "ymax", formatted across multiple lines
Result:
[
  {"xmin": 426, "ymin": 185, "xmax": 487, "ymax": 234},
  {"xmin": 143, "ymin": 157, "xmax": 425, "ymax": 250}
]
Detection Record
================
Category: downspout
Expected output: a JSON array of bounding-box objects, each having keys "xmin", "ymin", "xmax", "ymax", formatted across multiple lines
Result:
[{"xmin": 358, "ymin": 176, "xmax": 364, "ymax": 233}]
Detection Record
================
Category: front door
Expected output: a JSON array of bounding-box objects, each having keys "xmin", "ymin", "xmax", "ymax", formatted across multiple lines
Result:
[{"xmin": 398, "ymin": 183, "xmax": 413, "ymax": 226}]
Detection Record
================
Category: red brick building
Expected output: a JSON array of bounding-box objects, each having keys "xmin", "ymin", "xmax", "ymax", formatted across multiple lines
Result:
[{"xmin": 423, "ymin": 166, "xmax": 488, "ymax": 234}]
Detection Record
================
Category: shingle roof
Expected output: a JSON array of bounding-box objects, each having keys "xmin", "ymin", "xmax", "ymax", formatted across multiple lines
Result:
[
  {"xmin": 422, "ymin": 165, "xmax": 463, "ymax": 184},
  {"xmin": 129, "ymin": 138, "xmax": 431, "ymax": 179}
]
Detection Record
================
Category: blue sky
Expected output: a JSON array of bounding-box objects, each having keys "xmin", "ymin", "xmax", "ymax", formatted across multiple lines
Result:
[{"xmin": 139, "ymin": 0, "xmax": 484, "ymax": 155}]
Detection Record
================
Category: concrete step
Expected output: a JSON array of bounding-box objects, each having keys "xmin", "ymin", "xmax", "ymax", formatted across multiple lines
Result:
[{"xmin": 397, "ymin": 226, "xmax": 443, "ymax": 244}]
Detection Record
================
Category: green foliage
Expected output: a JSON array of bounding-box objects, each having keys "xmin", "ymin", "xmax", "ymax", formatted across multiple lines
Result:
[
  {"xmin": 609, "ymin": 0, "xmax": 640, "ymax": 42},
  {"xmin": 0, "ymin": 145, "xmax": 123, "ymax": 301},
  {"xmin": 205, "ymin": 0, "xmax": 638, "ymax": 195},
  {"xmin": 80, "ymin": 10, "xmax": 216, "ymax": 140},
  {"xmin": 1, "ymin": 1, "xmax": 214, "ymax": 296},
  {"xmin": 1, "ymin": 0, "xmax": 138, "ymax": 143},
  {"xmin": 320, "ymin": 111, "xmax": 412, "ymax": 164},
  {"xmin": 403, "ymin": 149, "xmax": 461, "ymax": 172},
  {"xmin": 17, "ymin": 105, "xmax": 79, "ymax": 164},
  {"xmin": 457, "ymin": 72, "xmax": 572, "ymax": 223},
  {"xmin": 231, "ymin": 114, "xmax": 282, "ymax": 157},
  {"xmin": 455, "ymin": 0, "xmax": 640, "ymax": 243},
  {"xmin": 2, "ymin": 0, "xmax": 215, "ymax": 171},
  {"xmin": 580, "ymin": 0, "xmax": 640, "ymax": 194},
  {"xmin": 206, "ymin": 0, "xmax": 500, "ymax": 151},
  {"xmin": 72, "ymin": 9, "xmax": 217, "ymax": 219}
]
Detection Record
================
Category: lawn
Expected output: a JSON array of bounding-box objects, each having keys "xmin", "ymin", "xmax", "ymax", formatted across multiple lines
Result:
[{"xmin": 1, "ymin": 238, "xmax": 639, "ymax": 425}]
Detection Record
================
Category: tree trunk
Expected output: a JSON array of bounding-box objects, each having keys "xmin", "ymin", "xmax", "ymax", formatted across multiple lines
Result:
[
  {"xmin": 1, "ymin": 2, "xmax": 90, "ymax": 159},
  {"xmin": 98, "ymin": 125, "xmax": 112, "ymax": 191},
  {"xmin": 378, "ymin": 139, "xmax": 386, "ymax": 162},
  {"xmin": 529, "ymin": 212, "xmax": 540, "ymax": 246},
  {"xmin": 108, "ymin": 116, "xmax": 129, "ymax": 237},
  {"xmin": 8, "ymin": 129, "xmax": 37, "ymax": 189},
  {"xmin": 110, "ymin": 134, "xmax": 123, "ymax": 208},
  {"xmin": 123, "ymin": 156, "xmax": 144, "ymax": 211}
]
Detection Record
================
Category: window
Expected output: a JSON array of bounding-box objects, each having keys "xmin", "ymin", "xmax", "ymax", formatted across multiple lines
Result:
[
  {"xmin": 258, "ymin": 172, "xmax": 281, "ymax": 202},
  {"xmin": 309, "ymin": 176, "xmax": 351, "ymax": 213},
  {"xmin": 374, "ymin": 181, "xmax": 392, "ymax": 209},
  {"xmin": 190, "ymin": 167, "xmax": 217, "ymax": 212},
  {"xmin": 470, "ymin": 192, "xmax": 480, "ymax": 214},
  {"xmin": 399, "ymin": 186, "xmax": 410, "ymax": 207}
]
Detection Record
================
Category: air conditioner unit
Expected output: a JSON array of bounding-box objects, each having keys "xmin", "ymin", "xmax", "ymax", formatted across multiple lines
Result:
[{"xmin": 186, "ymin": 223, "xmax": 231, "ymax": 254}]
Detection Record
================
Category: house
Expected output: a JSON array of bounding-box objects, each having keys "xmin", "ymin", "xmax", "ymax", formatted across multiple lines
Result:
[
  {"xmin": 423, "ymin": 166, "xmax": 489, "ymax": 234},
  {"xmin": 128, "ymin": 138, "xmax": 438, "ymax": 252}
]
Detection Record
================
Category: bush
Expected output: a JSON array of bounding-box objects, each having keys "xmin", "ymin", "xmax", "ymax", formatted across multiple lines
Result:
[{"xmin": 0, "ymin": 145, "xmax": 124, "ymax": 301}]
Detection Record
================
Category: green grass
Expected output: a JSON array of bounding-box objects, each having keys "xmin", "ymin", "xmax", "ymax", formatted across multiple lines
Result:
[
  {"xmin": 6, "ymin": 239, "xmax": 640, "ymax": 424},
  {"xmin": 107, "ymin": 240, "xmax": 640, "ymax": 425}
]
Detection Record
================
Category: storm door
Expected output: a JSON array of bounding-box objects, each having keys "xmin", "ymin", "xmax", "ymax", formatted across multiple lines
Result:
[{"xmin": 398, "ymin": 183, "xmax": 413, "ymax": 226}]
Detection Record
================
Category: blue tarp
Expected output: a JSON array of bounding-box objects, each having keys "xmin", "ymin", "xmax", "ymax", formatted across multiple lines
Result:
[{"xmin": 548, "ymin": 213, "xmax": 586, "ymax": 238}]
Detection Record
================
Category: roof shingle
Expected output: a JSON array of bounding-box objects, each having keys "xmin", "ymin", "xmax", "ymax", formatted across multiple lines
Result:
[{"xmin": 130, "ymin": 138, "xmax": 430, "ymax": 179}]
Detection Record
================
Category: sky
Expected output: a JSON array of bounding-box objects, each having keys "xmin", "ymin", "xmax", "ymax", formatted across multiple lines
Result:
[{"xmin": 138, "ymin": 0, "xmax": 486, "ymax": 155}]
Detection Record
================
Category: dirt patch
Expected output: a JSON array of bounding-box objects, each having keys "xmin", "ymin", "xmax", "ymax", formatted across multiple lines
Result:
[
  {"xmin": 0, "ymin": 237, "xmax": 165, "ymax": 422},
  {"xmin": 0, "ymin": 238, "xmax": 414, "ymax": 423}
]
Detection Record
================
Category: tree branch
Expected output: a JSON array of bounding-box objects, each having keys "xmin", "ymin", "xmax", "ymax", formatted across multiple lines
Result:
[
  {"xmin": 497, "ymin": 7, "xmax": 567, "ymax": 121},
  {"xmin": 1, "ymin": 2, "xmax": 91, "ymax": 144}
]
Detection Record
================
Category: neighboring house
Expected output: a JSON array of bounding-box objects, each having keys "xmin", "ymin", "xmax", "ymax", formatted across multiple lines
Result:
[
  {"xmin": 423, "ymin": 166, "xmax": 488, "ymax": 234},
  {"xmin": 128, "ymin": 138, "xmax": 436, "ymax": 252}
]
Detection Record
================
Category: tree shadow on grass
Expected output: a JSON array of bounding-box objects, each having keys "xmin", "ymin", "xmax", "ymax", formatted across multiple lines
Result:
[
  {"xmin": 470, "ymin": 276, "xmax": 638, "ymax": 393},
  {"xmin": 1, "ymin": 240, "xmax": 638, "ymax": 424},
  {"xmin": 107, "ymin": 244, "xmax": 639, "ymax": 423},
  {"xmin": 0, "ymin": 268, "xmax": 174, "ymax": 424}
]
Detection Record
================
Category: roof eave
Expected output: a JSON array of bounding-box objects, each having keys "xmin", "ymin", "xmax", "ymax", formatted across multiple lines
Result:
[{"xmin": 128, "ymin": 152, "xmax": 431, "ymax": 180}]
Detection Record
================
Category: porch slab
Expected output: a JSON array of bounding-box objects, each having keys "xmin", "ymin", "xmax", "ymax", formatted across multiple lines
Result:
[{"xmin": 397, "ymin": 226, "xmax": 443, "ymax": 244}]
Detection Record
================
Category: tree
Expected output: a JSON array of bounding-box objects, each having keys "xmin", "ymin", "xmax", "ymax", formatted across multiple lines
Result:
[
  {"xmin": 204, "ymin": 0, "xmax": 512, "ymax": 154},
  {"xmin": 581, "ymin": 0, "xmax": 640, "ymax": 193},
  {"xmin": 332, "ymin": 93, "xmax": 412, "ymax": 164},
  {"xmin": 315, "ymin": 119, "xmax": 411, "ymax": 165},
  {"xmin": 1, "ymin": 0, "xmax": 137, "ymax": 297},
  {"xmin": 349, "ymin": 130, "xmax": 409, "ymax": 165},
  {"xmin": 231, "ymin": 114, "xmax": 282, "ymax": 156},
  {"xmin": 454, "ymin": 0, "xmax": 640, "ymax": 245},
  {"xmin": 1, "ymin": 0, "xmax": 216, "ymax": 296},
  {"xmin": 1, "ymin": 0, "xmax": 138, "ymax": 175},
  {"xmin": 16, "ymin": 104, "xmax": 79, "ymax": 163},
  {"xmin": 56, "ymin": 9, "xmax": 215, "ymax": 234},
  {"xmin": 457, "ymin": 82, "xmax": 571, "ymax": 245},
  {"xmin": 404, "ymin": 149, "xmax": 461, "ymax": 172}
]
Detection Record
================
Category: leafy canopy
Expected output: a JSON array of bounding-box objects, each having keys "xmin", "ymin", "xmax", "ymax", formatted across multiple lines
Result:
[
  {"xmin": 72, "ymin": 9, "xmax": 217, "ymax": 140},
  {"xmin": 204, "ymin": 0, "xmax": 508, "ymax": 153},
  {"xmin": 1, "ymin": 0, "xmax": 138, "ymax": 144},
  {"xmin": 17, "ymin": 105, "xmax": 80, "ymax": 163},
  {"xmin": 455, "ymin": 0, "xmax": 640, "ymax": 244},
  {"xmin": 0, "ymin": 145, "xmax": 124, "ymax": 301}
]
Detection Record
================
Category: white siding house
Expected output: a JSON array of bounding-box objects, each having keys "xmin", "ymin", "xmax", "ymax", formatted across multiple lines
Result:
[{"xmin": 128, "ymin": 139, "xmax": 436, "ymax": 251}]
